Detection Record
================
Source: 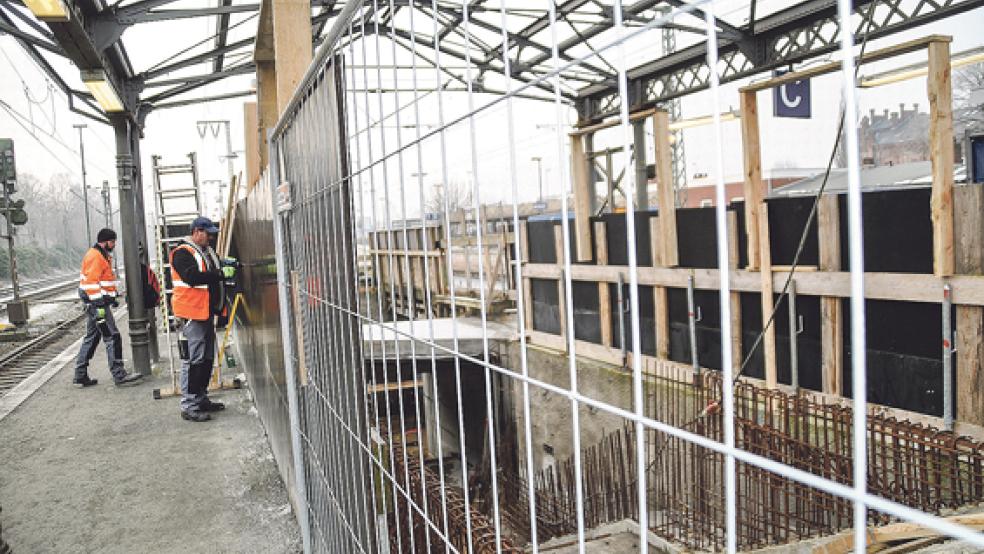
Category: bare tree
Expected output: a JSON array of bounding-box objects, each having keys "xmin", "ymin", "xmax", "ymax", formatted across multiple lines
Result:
[
  {"xmin": 954, "ymin": 61, "xmax": 984, "ymax": 132},
  {"xmin": 424, "ymin": 180, "xmax": 473, "ymax": 215}
]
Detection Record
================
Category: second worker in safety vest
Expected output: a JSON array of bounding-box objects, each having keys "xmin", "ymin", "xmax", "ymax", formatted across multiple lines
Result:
[
  {"xmin": 171, "ymin": 216, "xmax": 236, "ymax": 422},
  {"xmin": 74, "ymin": 228, "xmax": 144, "ymax": 387}
]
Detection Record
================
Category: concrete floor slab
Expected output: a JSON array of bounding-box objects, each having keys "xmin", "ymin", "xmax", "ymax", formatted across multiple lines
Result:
[
  {"xmin": 363, "ymin": 317, "xmax": 516, "ymax": 359},
  {"xmin": 0, "ymin": 329, "xmax": 300, "ymax": 553}
]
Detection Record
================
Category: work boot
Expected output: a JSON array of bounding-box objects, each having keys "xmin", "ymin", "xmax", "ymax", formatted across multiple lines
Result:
[
  {"xmin": 73, "ymin": 377, "xmax": 98, "ymax": 388},
  {"xmin": 200, "ymin": 400, "xmax": 225, "ymax": 412},
  {"xmin": 113, "ymin": 373, "xmax": 144, "ymax": 387},
  {"xmin": 181, "ymin": 410, "xmax": 211, "ymax": 422}
]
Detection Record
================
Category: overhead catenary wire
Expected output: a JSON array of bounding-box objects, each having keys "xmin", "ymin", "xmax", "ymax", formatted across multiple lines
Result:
[{"xmin": 0, "ymin": 97, "xmax": 116, "ymax": 178}]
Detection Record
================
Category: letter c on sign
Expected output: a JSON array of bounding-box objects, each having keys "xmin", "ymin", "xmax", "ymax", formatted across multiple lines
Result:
[{"xmin": 780, "ymin": 82, "xmax": 802, "ymax": 108}]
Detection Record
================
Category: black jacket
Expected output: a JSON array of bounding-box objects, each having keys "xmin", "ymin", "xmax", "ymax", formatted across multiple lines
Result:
[{"xmin": 172, "ymin": 241, "xmax": 225, "ymax": 315}]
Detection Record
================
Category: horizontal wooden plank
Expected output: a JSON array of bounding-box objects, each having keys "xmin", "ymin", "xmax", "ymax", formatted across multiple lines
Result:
[
  {"xmin": 368, "ymin": 249, "xmax": 441, "ymax": 258},
  {"xmin": 445, "ymin": 233, "xmax": 515, "ymax": 248},
  {"xmin": 740, "ymin": 34, "xmax": 952, "ymax": 93},
  {"xmin": 569, "ymin": 108, "xmax": 658, "ymax": 136},
  {"xmin": 523, "ymin": 262, "xmax": 984, "ymax": 305},
  {"xmin": 367, "ymin": 380, "xmax": 424, "ymax": 393}
]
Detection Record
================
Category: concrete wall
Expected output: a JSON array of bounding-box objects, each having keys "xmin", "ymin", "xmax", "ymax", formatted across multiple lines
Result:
[{"xmin": 502, "ymin": 340, "xmax": 635, "ymax": 472}]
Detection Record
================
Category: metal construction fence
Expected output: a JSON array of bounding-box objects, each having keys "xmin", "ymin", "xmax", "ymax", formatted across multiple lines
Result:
[{"xmin": 241, "ymin": 0, "xmax": 984, "ymax": 553}]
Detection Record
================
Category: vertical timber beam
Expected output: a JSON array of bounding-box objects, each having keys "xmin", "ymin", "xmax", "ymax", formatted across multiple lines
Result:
[
  {"xmin": 928, "ymin": 38, "xmax": 955, "ymax": 278},
  {"xmin": 111, "ymin": 115, "xmax": 150, "ymax": 376},
  {"xmin": 554, "ymin": 223, "xmax": 569, "ymax": 344},
  {"xmin": 519, "ymin": 221, "xmax": 532, "ymax": 333},
  {"xmin": 256, "ymin": 62, "xmax": 278, "ymax": 172},
  {"xmin": 819, "ymin": 193, "xmax": 843, "ymax": 395},
  {"xmin": 554, "ymin": 225, "xmax": 567, "ymax": 342},
  {"xmin": 653, "ymin": 110, "xmax": 677, "ymax": 267},
  {"xmin": 571, "ymin": 132, "xmax": 593, "ymax": 262},
  {"xmin": 954, "ymin": 184, "xmax": 984, "ymax": 426},
  {"xmin": 254, "ymin": 0, "xmax": 277, "ymax": 173},
  {"xmin": 727, "ymin": 211, "xmax": 742, "ymax": 370},
  {"xmin": 650, "ymin": 216, "xmax": 669, "ymax": 359},
  {"xmin": 740, "ymin": 90, "xmax": 763, "ymax": 270},
  {"xmin": 272, "ymin": 0, "xmax": 313, "ymax": 116},
  {"xmin": 633, "ymin": 120, "xmax": 648, "ymax": 209},
  {"xmin": 244, "ymin": 102, "xmax": 260, "ymax": 190},
  {"xmin": 595, "ymin": 220, "xmax": 612, "ymax": 347},
  {"xmin": 759, "ymin": 203, "xmax": 777, "ymax": 388}
]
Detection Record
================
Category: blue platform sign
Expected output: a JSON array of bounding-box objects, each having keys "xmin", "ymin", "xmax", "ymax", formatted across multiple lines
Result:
[{"xmin": 773, "ymin": 70, "xmax": 811, "ymax": 119}]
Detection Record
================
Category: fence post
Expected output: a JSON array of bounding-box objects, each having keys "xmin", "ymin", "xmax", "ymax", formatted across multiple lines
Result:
[{"xmin": 269, "ymin": 130, "xmax": 312, "ymax": 554}]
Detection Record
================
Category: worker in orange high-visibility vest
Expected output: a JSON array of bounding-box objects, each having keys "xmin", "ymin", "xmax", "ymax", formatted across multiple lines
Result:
[
  {"xmin": 171, "ymin": 216, "xmax": 236, "ymax": 422},
  {"xmin": 74, "ymin": 228, "xmax": 144, "ymax": 388}
]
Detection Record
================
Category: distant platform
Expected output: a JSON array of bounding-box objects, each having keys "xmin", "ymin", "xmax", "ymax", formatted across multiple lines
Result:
[{"xmin": 362, "ymin": 317, "xmax": 516, "ymax": 359}]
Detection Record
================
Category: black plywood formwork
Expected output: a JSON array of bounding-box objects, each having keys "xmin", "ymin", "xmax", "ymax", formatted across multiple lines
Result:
[
  {"xmin": 599, "ymin": 211, "xmax": 652, "ymax": 267},
  {"xmin": 531, "ymin": 278, "xmax": 561, "ymax": 335},
  {"xmin": 572, "ymin": 280, "xmax": 602, "ymax": 344},
  {"xmin": 837, "ymin": 188, "xmax": 934, "ymax": 273},
  {"xmin": 767, "ymin": 196, "xmax": 819, "ymax": 267}
]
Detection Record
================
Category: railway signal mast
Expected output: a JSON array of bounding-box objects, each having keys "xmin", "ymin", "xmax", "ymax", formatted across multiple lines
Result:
[{"xmin": 0, "ymin": 139, "xmax": 30, "ymax": 325}]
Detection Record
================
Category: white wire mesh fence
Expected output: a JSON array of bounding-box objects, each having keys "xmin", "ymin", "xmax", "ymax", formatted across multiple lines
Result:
[{"xmin": 256, "ymin": 1, "xmax": 984, "ymax": 552}]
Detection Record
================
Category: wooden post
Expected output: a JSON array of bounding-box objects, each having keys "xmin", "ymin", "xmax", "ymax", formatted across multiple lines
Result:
[
  {"xmin": 595, "ymin": 221, "xmax": 613, "ymax": 347},
  {"xmin": 758, "ymin": 203, "xmax": 777, "ymax": 388},
  {"xmin": 254, "ymin": 0, "xmax": 276, "ymax": 172},
  {"xmin": 927, "ymin": 38, "xmax": 955, "ymax": 278},
  {"xmin": 272, "ymin": 0, "xmax": 313, "ymax": 116},
  {"xmin": 571, "ymin": 132, "xmax": 593, "ymax": 262},
  {"xmin": 954, "ymin": 184, "xmax": 984, "ymax": 425},
  {"xmin": 243, "ymin": 102, "xmax": 260, "ymax": 190},
  {"xmin": 633, "ymin": 120, "xmax": 649, "ymax": 209},
  {"xmin": 519, "ymin": 221, "xmax": 533, "ymax": 333},
  {"xmin": 728, "ymin": 211, "xmax": 743, "ymax": 370},
  {"xmin": 652, "ymin": 110, "xmax": 678, "ymax": 267},
  {"xmin": 554, "ymin": 225, "xmax": 567, "ymax": 339},
  {"xmin": 818, "ymin": 193, "xmax": 843, "ymax": 396},
  {"xmin": 740, "ymin": 90, "xmax": 764, "ymax": 270},
  {"xmin": 650, "ymin": 216, "xmax": 669, "ymax": 359}
]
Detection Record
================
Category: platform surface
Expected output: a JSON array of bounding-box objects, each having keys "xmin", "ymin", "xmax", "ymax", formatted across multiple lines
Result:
[{"xmin": 0, "ymin": 326, "xmax": 301, "ymax": 553}]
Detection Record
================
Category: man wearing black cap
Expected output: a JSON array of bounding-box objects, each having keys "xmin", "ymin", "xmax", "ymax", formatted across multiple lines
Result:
[
  {"xmin": 170, "ymin": 216, "xmax": 235, "ymax": 422},
  {"xmin": 74, "ymin": 228, "xmax": 144, "ymax": 387}
]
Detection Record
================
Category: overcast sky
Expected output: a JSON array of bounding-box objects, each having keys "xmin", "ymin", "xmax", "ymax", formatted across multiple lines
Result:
[{"xmin": 0, "ymin": 1, "xmax": 982, "ymax": 227}]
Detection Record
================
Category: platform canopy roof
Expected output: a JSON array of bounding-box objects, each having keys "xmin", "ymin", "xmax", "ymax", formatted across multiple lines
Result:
[{"xmin": 1, "ymin": 0, "xmax": 981, "ymax": 125}]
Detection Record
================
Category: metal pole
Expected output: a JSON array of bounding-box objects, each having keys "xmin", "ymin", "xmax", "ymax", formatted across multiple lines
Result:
[
  {"xmin": 103, "ymin": 180, "xmax": 119, "ymax": 278},
  {"xmin": 269, "ymin": 131, "xmax": 312, "ymax": 554},
  {"xmin": 112, "ymin": 115, "xmax": 150, "ymax": 376},
  {"xmin": 687, "ymin": 274, "xmax": 699, "ymax": 374},
  {"xmin": 130, "ymin": 130, "xmax": 159, "ymax": 364},
  {"xmin": 943, "ymin": 283, "xmax": 953, "ymax": 430},
  {"xmin": 3, "ymin": 183, "xmax": 19, "ymax": 302},
  {"xmin": 74, "ymin": 124, "xmax": 92, "ymax": 242},
  {"xmin": 102, "ymin": 180, "xmax": 112, "ymax": 227},
  {"xmin": 223, "ymin": 121, "xmax": 235, "ymax": 195},
  {"xmin": 789, "ymin": 279, "xmax": 800, "ymax": 391},
  {"xmin": 532, "ymin": 156, "xmax": 543, "ymax": 202}
]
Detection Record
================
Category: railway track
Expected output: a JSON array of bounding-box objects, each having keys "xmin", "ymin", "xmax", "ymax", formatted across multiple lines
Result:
[
  {"xmin": 0, "ymin": 313, "xmax": 87, "ymax": 397},
  {"xmin": 0, "ymin": 273, "xmax": 79, "ymax": 310}
]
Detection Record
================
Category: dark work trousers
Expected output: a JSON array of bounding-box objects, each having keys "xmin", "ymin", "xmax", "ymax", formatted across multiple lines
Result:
[
  {"xmin": 180, "ymin": 318, "xmax": 216, "ymax": 412},
  {"xmin": 74, "ymin": 303, "xmax": 127, "ymax": 382}
]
